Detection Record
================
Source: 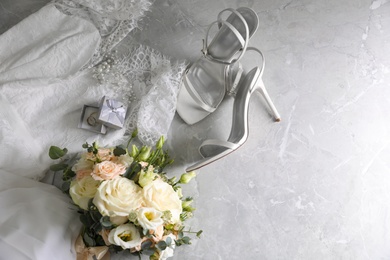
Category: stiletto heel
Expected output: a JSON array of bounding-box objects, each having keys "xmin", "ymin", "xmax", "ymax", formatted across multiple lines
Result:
[
  {"xmin": 186, "ymin": 47, "xmax": 280, "ymax": 172},
  {"xmin": 258, "ymin": 78, "xmax": 281, "ymax": 121},
  {"xmin": 176, "ymin": 7, "xmax": 259, "ymax": 125}
]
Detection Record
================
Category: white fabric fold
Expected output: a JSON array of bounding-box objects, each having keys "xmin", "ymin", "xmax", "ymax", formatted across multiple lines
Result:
[{"xmin": 0, "ymin": 169, "xmax": 81, "ymax": 260}]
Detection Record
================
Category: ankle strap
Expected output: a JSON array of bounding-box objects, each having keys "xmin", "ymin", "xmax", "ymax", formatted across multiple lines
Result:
[
  {"xmin": 246, "ymin": 47, "xmax": 265, "ymax": 78},
  {"xmin": 202, "ymin": 8, "xmax": 250, "ymax": 65}
]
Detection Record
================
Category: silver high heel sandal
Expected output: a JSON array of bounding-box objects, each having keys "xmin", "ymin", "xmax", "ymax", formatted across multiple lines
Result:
[
  {"xmin": 186, "ymin": 47, "xmax": 280, "ymax": 172},
  {"xmin": 176, "ymin": 7, "xmax": 259, "ymax": 125}
]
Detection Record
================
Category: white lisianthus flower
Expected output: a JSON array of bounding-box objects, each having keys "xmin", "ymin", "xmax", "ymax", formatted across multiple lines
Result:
[
  {"xmin": 137, "ymin": 207, "xmax": 164, "ymax": 230},
  {"xmin": 159, "ymin": 234, "xmax": 176, "ymax": 260},
  {"xmin": 93, "ymin": 178, "xmax": 143, "ymax": 223},
  {"xmin": 69, "ymin": 176, "xmax": 100, "ymax": 210},
  {"xmin": 116, "ymin": 154, "xmax": 134, "ymax": 168},
  {"xmin": 143, "ymin": 179, "xmax": 182, "ymax": 223},
  {"xmin": 108, "ymin": 223, "xmax": 142, "ymax": 249}
]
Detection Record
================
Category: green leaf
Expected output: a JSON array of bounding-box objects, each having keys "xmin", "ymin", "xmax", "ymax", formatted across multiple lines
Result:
[
  {"xmin": 49, "ymin": 163, "xmax": 68, "ymax": 171},
  {"xmin": 48, "ymin": 146, "xmax": 68, "ymax": 159},
  {"xmin": 141, "ymin": 240, "xmax": 153, "ymax": 250},
  {"xmin": 91, "ymin": 221, "xmax": 102, "ymax": 233},
  {"xmin": 83, "ymin": 232, "xmax": 95, "ymax": 247},
  {"xmin": 165, "ymin": 236, "xmax": 172, "ymax": 245},
  {"xmin": 196, "ymin": 230, "xmax": 203, "ymax": 238},
  {"xmin": 156, "ymin": 241, "xmax": 167, "ymax": 251},
  {"xmin": 100, "ymin": 216, "xmax": 113, "ymax": 228},
  {"xmin": 182, "ymin": 236, "xmax": 191, "ymax": 244},
  {"xmin": 80, "ymin": 214, "xmax": 91, "ymax": 227},
  {"xmin": 113, "ymin": 146, "xmax": 127, "ymax": 156},
  {"xmin": 61, "ymin": 182, "xmax": 70, "ymax": 193}
]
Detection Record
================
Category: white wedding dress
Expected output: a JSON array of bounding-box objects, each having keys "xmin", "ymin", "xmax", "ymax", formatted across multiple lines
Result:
[{"xmin": 0, "ymin": 1, "xmax": 185, "ymax": 259}]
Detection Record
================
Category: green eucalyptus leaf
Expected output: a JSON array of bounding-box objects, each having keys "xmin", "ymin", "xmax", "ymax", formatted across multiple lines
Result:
[
  {"xmin": 83, "ymin": 232, "xmax": 95, "ymax": 247},
  {"xmin": 141, "ymin": 240, "xmax": 153, "ymax": 250},
  {"xmin": 90, "ymin": 209, "xmax": 102, "ymax": 222},
  {"xmin": 49, "ymin": 163, "xmax": 68, "ymax": 171},
  {"xmin": 91, "ymin": 221, "xmax": 102, "ymax": 233},
  {"xmin": 49, "ymin": 146, "xmax": 68, "ymax": 159},
  {"xmin": 165, "ymin": 236, "xmax": 172, "ymax": 245},
  {"xmin": 177, "ymin": 231, "xmax": 183, "ymax": 239},
  {"xmin": 156, "ymin": 241, "xmax": 167, "ymax": 251},
  {"xmin": 100, "ymin": 216, "xmax": 113, "ymax": 228},
  {"xmin": 182, "ymin": 236, "xmax": 191, "ymax": 244}
]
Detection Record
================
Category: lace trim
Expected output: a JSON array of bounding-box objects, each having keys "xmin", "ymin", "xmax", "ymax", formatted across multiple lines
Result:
[
  {"xmin": 52, "ymin": 0, "xmax": 153, "ymax": 68},
  {"xmin": 95, "ymin": 42, "xmax": 187, "ymax": 146}
]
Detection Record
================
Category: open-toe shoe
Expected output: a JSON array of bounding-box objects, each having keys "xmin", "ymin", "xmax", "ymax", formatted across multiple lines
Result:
[
  {"xmin": 176, "ymin": 7, "xmax": 259, "ymax": 125},
  {"xmin": 186, "ymin": 47, "xmax": 281, "ymax": 172}
]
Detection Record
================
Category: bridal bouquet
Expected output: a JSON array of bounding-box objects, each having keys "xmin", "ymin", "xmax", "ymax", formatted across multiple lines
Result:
[{"xmin": 49, "ymin": 131, "xmax": 201, "ymax": 260}]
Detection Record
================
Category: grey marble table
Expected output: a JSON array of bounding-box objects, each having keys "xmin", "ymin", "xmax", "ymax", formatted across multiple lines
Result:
[{"xmin": 1, "ymin": 0, "xmax": 390, "ymax": 259}]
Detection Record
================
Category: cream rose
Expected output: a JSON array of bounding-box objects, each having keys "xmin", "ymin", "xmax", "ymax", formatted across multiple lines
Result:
[
  {"xmin": 137, "ymin": 207, "xmax": 164, "ymax": 231},
  {"xmin": 91, "ymin": 161, "xmax": 126, "ymax": 181},
  {"xmin": 143, "ymin": 179, "xmax": 182, "ymax": 223},
  {"xmin": 115, "ymin": 154, "xmax": 134, "ymax": 168},
  {"xmin": 75, "ymin": 169, "xmax": 92, "ymax": 180},
  {"xmin": 108, "ymin": 224, "xmax": 142, "ymax": 249},
  {"xmin": 72, "ymin": 156, "xmax": 94, "ymax": 172},
  {"xmin": 93, "ymin": 178, "xmax": 143, "ymax": 221},
  {"xmin": 69, "ymin": 176, "xmax": 100, "ymax": 210}
]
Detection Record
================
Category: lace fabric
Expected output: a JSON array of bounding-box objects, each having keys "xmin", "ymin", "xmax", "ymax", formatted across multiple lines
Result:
[
  {"xmin": 52, "ymin": 0, "xmax": 187, "ymax": 146},
  {"xmin": 97, "ymin": 42, "xmax": 187, "ymax": 146},
  {"xmin": 53, "ymin": 0, "xmax": 153, "ymax": 68}
]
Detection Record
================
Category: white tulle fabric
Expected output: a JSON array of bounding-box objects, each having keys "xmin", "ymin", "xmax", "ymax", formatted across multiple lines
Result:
[
  {"xmin": 0, "ymin": 1, "xmax": 185, "ymax": 259},
  {"xmin": 0, "ymin": 169, "xmax": 81, "ymax": 260}
]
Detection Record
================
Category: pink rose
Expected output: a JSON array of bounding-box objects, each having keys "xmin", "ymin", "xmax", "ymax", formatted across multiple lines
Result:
[{"xmin": 91, "ymin": 161, "xmax": 126, "ymax": 180}]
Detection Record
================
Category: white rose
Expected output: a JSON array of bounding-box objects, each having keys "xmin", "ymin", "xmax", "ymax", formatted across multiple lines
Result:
[
  {"xmin": 116, "ymin": 154, "xmax": 134, "ymax": 167},
  {"xmin": 93, "ymin": 178, "xmax": 143, "ymax": 221},
  {"xmin": 159, "ymin": 234, "xmax": 176, "ymax": 260},
  {"xmin": 137, "ymin": 207, "xmax": 164, "ymax": 231},
  {"xmin": 69, "ymin": 176, "xmax": 100, "ymax": 210},
  {"xmin": 143, "ymin": 179, "xmax": 182, "ymax": 223},
  {"xmin": 71, "ymin": 156, "xmax": 94, "ymax": 172},
  {"xmin": 108, "ymin": 223, "xmax": 142, "ymax": 249}
]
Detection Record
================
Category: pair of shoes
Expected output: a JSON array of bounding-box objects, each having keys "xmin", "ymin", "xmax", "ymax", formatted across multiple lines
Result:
[
  {"xmin": 176, "ymin": 7, "xmax": 259, "ymax": 125},
  {"xmin": 175, "ymin": 7, "xmax": 281, "ymax": 171},
  {"xmin": 185, "ymin": 47, "xmax": 280, "ymax": 172}
]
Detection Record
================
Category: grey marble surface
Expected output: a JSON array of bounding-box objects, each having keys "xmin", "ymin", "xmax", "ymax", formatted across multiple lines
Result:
[{"xmin": 2, "ymin": 0, "xmax": 390, "ymax": 259}]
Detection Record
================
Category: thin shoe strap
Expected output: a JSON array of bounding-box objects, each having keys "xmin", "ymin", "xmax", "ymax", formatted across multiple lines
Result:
[
  {"xmin": 199, "ymin": 139, "xmax": 240, "ymax": 158},
  {"xmin": 202, "ymin": 8, "xmax": 250, "ymax": 65},
  {"xmin": 183, "ymin": 75, "xmax": 216, "ymax": 113}
]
